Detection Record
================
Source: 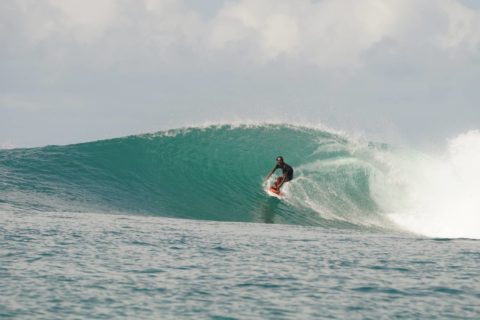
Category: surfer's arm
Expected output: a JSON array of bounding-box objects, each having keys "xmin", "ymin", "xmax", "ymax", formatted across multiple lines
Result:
[{"xmin": 264, "ymin": 166, "xmax": 277, "ymax": 180}]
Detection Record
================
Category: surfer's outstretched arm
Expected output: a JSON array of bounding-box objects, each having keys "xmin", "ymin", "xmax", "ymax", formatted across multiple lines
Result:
[{"xmin": 264, "ymin": 166, "xmax": 277, "ymax": 181}]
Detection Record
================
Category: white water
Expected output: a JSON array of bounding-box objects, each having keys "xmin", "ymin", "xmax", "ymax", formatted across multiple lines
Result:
[{"xmin": 372, "ymin": 130, "xmax": 480, "ymax": 239}]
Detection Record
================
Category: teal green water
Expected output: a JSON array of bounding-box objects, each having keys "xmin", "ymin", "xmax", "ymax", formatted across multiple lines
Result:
[
  {"xmin": 0, "ymin": 124, "xmax": 384, "ymax": 228},
  {"xmin": 2, "ymin": 124, "xmax": 479, "ymax": 319},
  {"xmin": 2, "ymin": 211, "xmax": 479, "ymax": 319}
]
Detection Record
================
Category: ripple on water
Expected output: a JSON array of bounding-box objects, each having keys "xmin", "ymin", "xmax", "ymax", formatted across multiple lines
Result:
[{"xmin": 2, "ymin": 212, "xmax": 480, "ymax": 319}]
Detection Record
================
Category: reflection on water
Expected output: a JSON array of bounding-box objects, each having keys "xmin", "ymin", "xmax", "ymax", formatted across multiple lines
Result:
[{"xmin": 259, "ymin": 197, "xmax": 281, "ymax": 223}]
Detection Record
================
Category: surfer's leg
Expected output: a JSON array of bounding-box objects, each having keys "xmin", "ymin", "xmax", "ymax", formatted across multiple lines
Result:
[
  {"xmin": 274, "ymin": 177, "xmax": 284, "ymax": 189},
  {"xmin": 272, "ymin": 177, "xmax": 280, "ymax": 189}
]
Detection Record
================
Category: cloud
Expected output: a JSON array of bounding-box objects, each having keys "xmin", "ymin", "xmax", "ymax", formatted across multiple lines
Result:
[
  {"xmin": 3, "ymin": 0, "xmax": 479, "ymax": 71},
  {"xmin": 1, "ymin": 0, "xmax": 479, "ymax": 146},
  {"xmin": 209, "ymin": 0, "xmax": 480, "ymax": 68},
  {"xmin": 48, "ymin": 0, "xmax": 117, "ymax": 42},
  {"xmin": 208, "ymin": 0, "xmax": 397, "ymax": 68}
]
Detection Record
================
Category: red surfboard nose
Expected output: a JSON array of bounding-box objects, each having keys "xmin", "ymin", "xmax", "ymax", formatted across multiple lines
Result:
[{"xmin": 269, "ymin": 187, "xmax": 281, "ymax": 195}]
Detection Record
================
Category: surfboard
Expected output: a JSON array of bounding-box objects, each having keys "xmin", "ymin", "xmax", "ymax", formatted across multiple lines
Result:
[{"xmin": 267, "ymin": 187, "xmax": 283, "ymax": 198}]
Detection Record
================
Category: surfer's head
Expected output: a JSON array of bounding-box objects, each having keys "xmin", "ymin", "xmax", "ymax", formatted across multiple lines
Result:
[{"xmin": 276, "ymin": 156, "xmax": 284, "ymax": 164}]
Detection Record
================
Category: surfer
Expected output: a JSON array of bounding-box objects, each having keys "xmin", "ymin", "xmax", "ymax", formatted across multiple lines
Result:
[{"xmin": 265, "ymin": 156, "xmax": 294, "ymax": 192}]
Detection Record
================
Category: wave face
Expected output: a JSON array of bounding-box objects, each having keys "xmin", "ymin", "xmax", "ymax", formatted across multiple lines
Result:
[
  {"xmin": 0, "ymin": 125, "xmax": 388, "ymax": 229},
  {"xmin": 2, "ymin": 124, "xmax": 479, "ymax": 237}
]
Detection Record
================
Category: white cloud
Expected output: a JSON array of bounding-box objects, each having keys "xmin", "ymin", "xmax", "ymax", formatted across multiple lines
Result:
[
  {"xmin": 438, "ymin": 0, "xmax": 480, "ymax": 54},
  {"xmin": 207, "ymin": 0, "xmax": 396, "ymax": 67},
  {"xmin": 1, "ymin": 0, "xmax": 480, "ymax": 146},
  {"xmin": 48, "ymin": 0, "xmax": 117, "ymax": 42},
  {"xmin": 3, "ymin": 0, "xmax": 479, "ymax": 69},
  {"xmin": 207, "ymin": 0, "xmax": 480, "ymax": 68}
]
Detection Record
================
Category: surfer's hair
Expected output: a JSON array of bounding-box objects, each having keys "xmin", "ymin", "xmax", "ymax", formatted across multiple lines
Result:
[{"xmin": 276, "ymin": 156, "xmax": 284, "ymax": 161}]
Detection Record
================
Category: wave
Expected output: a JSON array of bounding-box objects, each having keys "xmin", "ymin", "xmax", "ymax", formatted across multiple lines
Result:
[
  {"xmin": 1, "ymin": 124, "xmax": 479, "ymax": 238},
  {"xmin": 372, "ymin": 130, "xmax": 480, "ymax": 239}
]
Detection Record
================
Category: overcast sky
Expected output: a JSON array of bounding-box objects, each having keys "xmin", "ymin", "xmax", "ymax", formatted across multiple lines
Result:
[{"xmin": 1, "ymin": 0, "xmax": 479, "ymax": 148}]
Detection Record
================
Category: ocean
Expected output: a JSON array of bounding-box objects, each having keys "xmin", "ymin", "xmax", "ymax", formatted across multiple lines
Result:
[{"xmin": 1, "ymin": 124, "xmax": 479, "ymax": 319}]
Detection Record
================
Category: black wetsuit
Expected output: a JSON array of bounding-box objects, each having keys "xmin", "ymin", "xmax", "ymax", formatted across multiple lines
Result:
[{"xmin": 275, "ymin": 163, "xmax": 294, "ymax": 181}]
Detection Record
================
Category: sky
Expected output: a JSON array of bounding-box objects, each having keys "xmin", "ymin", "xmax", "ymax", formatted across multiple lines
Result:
[{"xmin": 1, "ymin": 0, "xmax": 479, "ymax": 148}]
